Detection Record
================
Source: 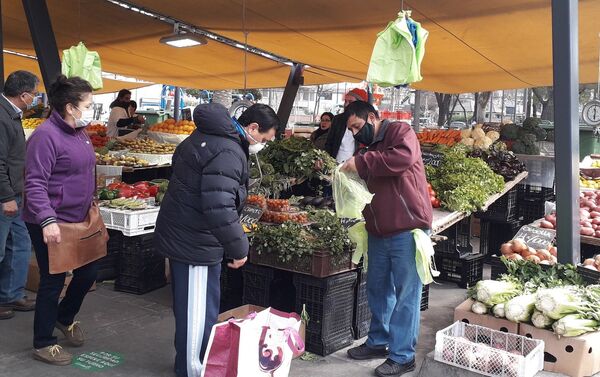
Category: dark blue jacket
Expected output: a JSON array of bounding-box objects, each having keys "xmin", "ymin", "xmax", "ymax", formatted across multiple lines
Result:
[{"xmin": 154, "ymin": 103, "xmax": 249, "ymax": 266}]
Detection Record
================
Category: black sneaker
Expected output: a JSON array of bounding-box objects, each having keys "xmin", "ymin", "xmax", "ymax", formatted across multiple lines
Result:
[
  {"xmin": 375, "ymin": 358, "xmax": 416, "ymax": 377},
  {"xmin": 347, "ymin": 343, "xmax": 389, "ymax": 360}
]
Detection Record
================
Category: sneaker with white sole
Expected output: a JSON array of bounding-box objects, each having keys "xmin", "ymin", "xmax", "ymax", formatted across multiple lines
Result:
[{"xmin": 33, "ymin": 345, "xmax": 73, "ymax": 366}]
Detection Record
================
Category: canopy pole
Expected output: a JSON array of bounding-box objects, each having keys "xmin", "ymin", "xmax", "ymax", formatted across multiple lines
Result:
[
  {"xmin": 412, "ymin": 90, "xmax": 422, "ymax": 132},
  {"xmin": 174, "ymin": 87, "xmax": 181, "ymax": 121},
  {"xmin": 22, "ymin": 0, "xmax": 61, "ymax": 90},
  {"xmin": 276, "ymin": 63, "xmax": 303, "ymax": 138},
  {"xmin": 552, "ymin": 0, "xmax": 580, "ymax": 264}
]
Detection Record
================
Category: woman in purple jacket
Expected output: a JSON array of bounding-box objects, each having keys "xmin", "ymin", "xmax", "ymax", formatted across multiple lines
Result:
[{"xmin": 23, "ymin": 75, "xmax": 96, "ymax": 366}]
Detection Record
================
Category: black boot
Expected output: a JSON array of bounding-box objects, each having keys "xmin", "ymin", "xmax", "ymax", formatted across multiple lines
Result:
[
  {"xmin": 375, "ymin": 358, "xmax": 416, "ymax": 377},
  {"xmin": 347, "ymin": 343, "xmax": 389, "ymax": 360}
]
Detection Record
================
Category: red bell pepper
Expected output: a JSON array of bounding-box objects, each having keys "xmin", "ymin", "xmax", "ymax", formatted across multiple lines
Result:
[
  {"xmin": 117, "ymin": 185, "xmax": 135, "ymax": 198},
  {"xmin": 133, "ymin": 181, "xmax": 151, "ymax": 190},
  {"xmin": 148, "ymin": 185, "xmax": 159, "ymax": 197}
]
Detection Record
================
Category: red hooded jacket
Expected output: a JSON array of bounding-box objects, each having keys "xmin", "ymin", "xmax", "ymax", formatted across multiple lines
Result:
[{"xmin": 354, "ymin": 120, "xmax": 432, "ymax": 237}]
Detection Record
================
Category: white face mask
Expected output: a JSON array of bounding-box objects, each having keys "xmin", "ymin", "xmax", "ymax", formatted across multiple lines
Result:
[
  {"xmin": 73, "ymin": 105, "xmax": 95, "ymax": 128},
  {"xmin": 248, "ymin": 143, "xmax": 266, "ymax": 154}
]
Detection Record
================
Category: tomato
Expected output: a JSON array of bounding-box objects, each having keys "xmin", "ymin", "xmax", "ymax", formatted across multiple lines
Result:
[
  {"xmin": 107, "ymin": 182, "xmax": 123, "ymax": 190},
  {"xmin": 429, "ymin": 189, "xmax": 436, "ymax": 197},
  {"xmin": 433, "ymin": 199, "xmax": 441, "ymax": 208}
]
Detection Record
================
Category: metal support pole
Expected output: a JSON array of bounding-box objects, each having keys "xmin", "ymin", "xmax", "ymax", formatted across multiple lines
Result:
[
  {"xmin": 514, "ymin": 89, "xmax": 520, "ymax": 123},
  {"xmin": 500, "ymin": 90, "xmax": 505, "ymax": 122},
  {"xmin": 22, "ymin": 0, "xmax": 61, "ymax": 90},
  {"xmin": 173, "ymin": 87, "xmax": 181, "ymax": 121},
  {"xmin": 552, "ymin": 0, "xmax": 580, "ymax": 264},
  {"xmin": 488, "ymin": 92, "xmax": 494, "ymax": 122},
  {"xmin": 412, "ymin": 90, "xmax": 422, "ymax": 132},
  {"xmin": 0, "ymin": 0, "xmax": 4, "ymax": 92},
  {"xmin": 276, "ymin": 63, "xmax": 303, "ymax": 138}
]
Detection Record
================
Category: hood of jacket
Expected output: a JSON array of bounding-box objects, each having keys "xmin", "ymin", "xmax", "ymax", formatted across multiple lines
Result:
[{"xmin": 193, "ymin": 103, "xmax": 241, "ymax": 142}]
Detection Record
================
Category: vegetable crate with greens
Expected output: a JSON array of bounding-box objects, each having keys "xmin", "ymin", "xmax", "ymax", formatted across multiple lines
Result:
[
  {"xmin": 435, "ymin": 252, "xmax": 485, "ymax": 288},
  {"xmin": 250, "ymin": 210, "xmax": 355, "ymax": 278},
  {"xmin": 293, "ymin": 271, "xmax": 357, "ymax": 356},
  {"xmin": 434, "ymin": 321, "xmax": 544, "ymax": 377},
  {"xmin": 115, "ymin": 233, "xmax": 166, "ymax": 295},
  {"xmin": 426, "ymin": 145, "xmax": 505, "ymax": 213}
]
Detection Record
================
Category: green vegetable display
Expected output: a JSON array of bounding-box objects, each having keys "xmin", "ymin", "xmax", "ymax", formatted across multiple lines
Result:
[{"xmin": 426, "ymin": 145, "xmax": 504, "ymax": 212}]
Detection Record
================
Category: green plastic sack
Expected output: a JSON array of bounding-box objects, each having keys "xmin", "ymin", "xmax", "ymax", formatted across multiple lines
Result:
[
  {"xmin": 333, "ymin": 166, "xmax": 373, "ymax": 266},
  {"xmin": 366, "ymin": 11, "xmax": 429, "ymax": 87},
  {"xmin": 61, "ymin": 42, "xmax": 103, "ymax": 90},
  {"xmin": 332, "ymin": 166, "xmax": 373, "ymax": 219},
  {"xmin": 412, "ymin": 229, "xmax": 440, "ymax": 285}
]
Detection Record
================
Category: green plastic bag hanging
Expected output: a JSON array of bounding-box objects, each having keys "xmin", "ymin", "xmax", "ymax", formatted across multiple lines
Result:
[
  {"xmin": 366, "ymin": 11, "xmax": 428, "ymax": 87},
  {"xmin": 332, "ymin": 166, "xmax": 374, "ymax": 266},
  {"xmin": 412, "ymin": 229, "xmax": 440, "ymax": 285},
  {"xmin": 61, "ymin": 42, "xmax": 103, "ymax": 90}
]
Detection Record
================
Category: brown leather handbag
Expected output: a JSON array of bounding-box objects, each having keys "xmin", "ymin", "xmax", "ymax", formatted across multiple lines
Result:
[{"xmin": 48, "ymin": 203, "xmax": 109, "ymax": 274}]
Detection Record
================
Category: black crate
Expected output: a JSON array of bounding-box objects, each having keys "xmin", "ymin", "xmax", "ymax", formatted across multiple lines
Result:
[
  {"xmin": 435, "ymin": 253, "xmax": 485, "ymax": 288},
  {"xmin": 480, "ymin": 218, "xmax": 522, "ymax": 259},
  {"xmin": 517, "ymin": 184, "xmax": 555, "ymax": 202},
  {"xmin": 577, "ymin": 265, "xmax": 600, "ymax": 285},
  {"xmin": 421, "ymin": 284, "xmax": 430, "ymax": 311},
  {"xmin": 581, "ymin": 244, "xmax": 599, "ymax": 261},
  {"xmin": 489, "ymin": 256, "xmax": 508, "ymax": 280},
  {"xmin": 220, "ymin": 263, "xmax": 243, "ymax": 312},
  {"xmin": 242, "ymin": 263, "xmax": 275, "ymax": 308},
  {"xmin": 518, "ymin": 199, "xmax": 546, "ymax": 225},
  {"xmin": 97, "ymin": 230, "xmax": 122, "ymax": 282},
  {"xmin": 352, "ymin": 270, "xmax": 371, "ymax": 339},
  {"xmin": 477, "ymin": 188, "xmax": 519, "ymax": 222},
  {"xmin": 294, "ymin": 271, "xmax": 357, "ymax": 356},
  {"xmin": 114, "ymin": 234, "xmax": 166, "ymax": 294},
  {"xmin": 435, "ymin": 217, "xmax": 473, "ymax": 257}
]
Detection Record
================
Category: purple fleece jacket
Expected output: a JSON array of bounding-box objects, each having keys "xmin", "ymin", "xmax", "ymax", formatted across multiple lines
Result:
[{"xmin": 22, "ymin": 111, "xmax": 96, "ymax": 226}]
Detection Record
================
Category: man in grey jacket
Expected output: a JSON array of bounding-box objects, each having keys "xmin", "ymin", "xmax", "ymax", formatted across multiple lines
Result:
[{"xmin": 0, "ymin": 71, "xmax": 39, "ymax": 319}]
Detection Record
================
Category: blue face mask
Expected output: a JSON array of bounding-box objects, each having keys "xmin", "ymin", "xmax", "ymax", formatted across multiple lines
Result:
[{"xmin": 23, "ymin": 92, "xmax": 38, "ymax": 111}]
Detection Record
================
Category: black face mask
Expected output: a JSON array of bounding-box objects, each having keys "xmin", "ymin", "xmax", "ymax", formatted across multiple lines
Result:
[{"xmin": 354, "ymin": 121, "xmax": 374, "ymax": 145}]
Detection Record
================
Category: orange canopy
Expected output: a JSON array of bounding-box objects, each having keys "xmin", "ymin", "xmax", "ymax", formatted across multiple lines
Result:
[{"xmin": 2, "ymin": 0, "xmax": 599, "ymax": 93}]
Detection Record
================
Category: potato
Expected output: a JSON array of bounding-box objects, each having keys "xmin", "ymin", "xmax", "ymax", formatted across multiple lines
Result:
[{"xmin": 581, "ymin": 227, "xmax": 595, "ymax": 236}]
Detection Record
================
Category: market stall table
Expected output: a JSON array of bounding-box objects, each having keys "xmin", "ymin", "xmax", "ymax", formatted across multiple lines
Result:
[{"xmin": 431, "ymin": 171, "xmax": 528, "ymax": 235}]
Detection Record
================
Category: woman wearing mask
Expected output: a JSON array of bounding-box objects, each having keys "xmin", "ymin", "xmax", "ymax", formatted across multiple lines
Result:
[
  {"xmin": 154, "ymin": 103, "xmax": 279, "ymax": 377},
  {"xmin": 310, "ymin": 112, "xmax": 333, "ymax": 150},
  {"xmin": 23, "ymin": 75, "xmax": 98, "ymax": 366},
  {"xmin": 107, "ymin": 89, "xmax": 144, "ymax": 137}
]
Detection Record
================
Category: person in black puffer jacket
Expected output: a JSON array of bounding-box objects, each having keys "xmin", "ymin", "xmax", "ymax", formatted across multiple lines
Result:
[{"xmin": 154, "ymin": 103, "xmax": 279, "ymax": 377}]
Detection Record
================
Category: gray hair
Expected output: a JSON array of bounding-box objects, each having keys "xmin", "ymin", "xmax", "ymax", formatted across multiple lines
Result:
[{"xmin": 3, "ymin": 70, "xmax": 39, "ymax": 97}]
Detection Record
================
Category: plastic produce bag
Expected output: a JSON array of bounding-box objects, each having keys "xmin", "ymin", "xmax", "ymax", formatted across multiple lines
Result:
[
  {"xmin": 61, "ymin": 42, "xmax": 103, "ymax": 90},
  {"xmin": 412, "ymin": 229, "xmax": 439, "ymax": 285},
  {"xmin": 332, "ymin": 166, "xmax": 373, "ymax": 265},
  {"xmin": 366, "ymin": 11, "xmax": 428, "ymax": 87}
]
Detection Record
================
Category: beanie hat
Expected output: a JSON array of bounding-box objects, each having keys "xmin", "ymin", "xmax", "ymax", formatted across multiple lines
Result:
[{"xmin": 347, "ymin": 88, "xmax": 368, "ymax": 102}]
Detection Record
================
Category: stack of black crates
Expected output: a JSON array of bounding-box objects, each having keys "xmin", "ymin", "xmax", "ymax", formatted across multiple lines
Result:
[
  {"xmin": 517, "ymin": 183, "xmax": 555, "ymax": 224},
  {"xmin": 477, "ymin": 187, "xmax": 523, "ymax": 260},
  {"xmin": 434, "ymin": 217, "xmax": 485, "ymax": 288},
  {"xmin": 114, "ymin": 233, "xmax": 166, "ymax": 294}
]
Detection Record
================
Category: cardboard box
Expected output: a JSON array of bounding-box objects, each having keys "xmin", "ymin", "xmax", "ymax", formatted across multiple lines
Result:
[
  {"xmin": 519, "ymin": 323, "xmax": 600, "ymax": 377},
  {"xmin": 26, "ymin": 254, "xmax": 96, "ymax": 298},
  {"xmin": 217, "ymin": 304, "xmax": 306, "ymax": 358},
  {"xmin": 454, "ymin": 298, "xmax": 520, "ymax": 334}
]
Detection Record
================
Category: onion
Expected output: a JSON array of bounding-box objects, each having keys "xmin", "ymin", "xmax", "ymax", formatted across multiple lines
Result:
[
  {"xmin": 539, "ymin": 260, "xmax": 551, "ymax": 265},
  {"xmin": 500, "ymin": 243, "xmax": 514, "ymax": 256},
  {"xmin": 521, "ymin": 249, "xmax": 533, "ymax": 259},
  {"xmin": 548, "ymin": 246, "xmax": 557, "ymax": 257},
  {"xmin": 549, "ymin": 256, "xmax": 558, "ymax": 265},
  {"xmin": 511, "ymin": 239, "xmax": 527, "ymax": 253},
  {"xmin": 595, "ymin": 255, "xmax": 600, "ymax": 266},
  {"xmin": 526, "ymin": 255, "xmax": 541, "ymax": 264},
  {"xmin": 583, "ymin": 258, "xmax": 596, "ymax": 266},
  {"xmin": 506, "ymin": 253, "xmax": 523, "ymax": 261},
  {"xmin": 540, "ymin": 220, "xmax": 554, "ymax": 229},
  {"xmin": 537, "ymin": 250, "xmax": 551, "ymax": 261}
]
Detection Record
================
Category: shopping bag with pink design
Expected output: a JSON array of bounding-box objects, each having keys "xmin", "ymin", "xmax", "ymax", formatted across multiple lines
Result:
[{"xmin": 201, "ymin": 307, "xmax": 304, "ymax": 377}]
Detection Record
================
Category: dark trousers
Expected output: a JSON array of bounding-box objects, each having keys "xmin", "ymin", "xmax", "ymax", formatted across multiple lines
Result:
[
  {"xmin": 26, "ymin": 223, "xmax": 99, "ymax": 349},
  {"xmin": 170, "ymin": 259, "xmax": 221, "ymax": 377}
]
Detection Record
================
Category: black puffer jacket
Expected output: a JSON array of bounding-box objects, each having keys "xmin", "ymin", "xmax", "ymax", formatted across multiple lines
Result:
[{"xmin": 154, "ymin": 103, "xmax": 249, "ymax": 266}]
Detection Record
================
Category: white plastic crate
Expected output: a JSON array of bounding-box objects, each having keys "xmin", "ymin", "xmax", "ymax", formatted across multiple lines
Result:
[
  {"xmin": 100, "ymin": 207, "xmax": 160, "ymax": 236},
  {"xmin": 434, "ymin": 321, "xmax": 544, "ymax": 377}
]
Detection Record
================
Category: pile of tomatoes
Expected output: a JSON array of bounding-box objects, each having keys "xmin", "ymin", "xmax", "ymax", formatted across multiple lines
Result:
[
  {"xmin": 247, "ymin": 195, "xmax": 267, "ymax": 209},
  {"xmin": 260, "ymin": 211, "xmax": 308, "ymax": 224},
  {"xmin": 427, "ymin": 183, "xmax": 441, "ymax": 208},
  {"xmin": 266, "ymin": 199, "xmax": 290, "ymax": 212}
]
